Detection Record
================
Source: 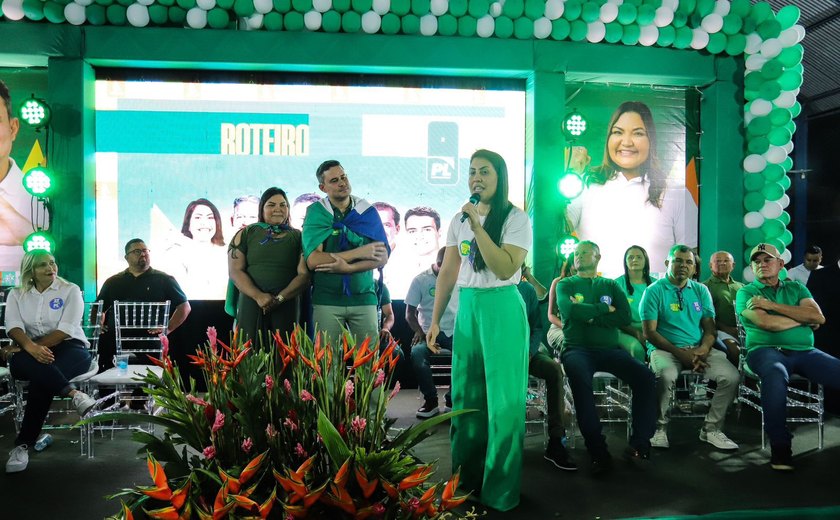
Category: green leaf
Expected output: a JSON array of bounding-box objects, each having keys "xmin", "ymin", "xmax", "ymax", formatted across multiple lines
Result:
[
  {"xmin": 316, "ymin": 409, "xmax": 350, "ymax": 469},
  {"xmin": 388, "ymin": 409, "xmax": 474, "ymax": 451}
]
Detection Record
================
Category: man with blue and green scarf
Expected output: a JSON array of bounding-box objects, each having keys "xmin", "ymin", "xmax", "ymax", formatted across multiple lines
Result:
[{"xmin": 302, "ymin": 160, "xmax": 390, "ymax": 347}]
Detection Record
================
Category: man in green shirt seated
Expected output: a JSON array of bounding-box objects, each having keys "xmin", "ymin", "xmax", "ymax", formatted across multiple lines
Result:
[
  {"xmin": 736, "ymin": 243, "xmax": 834, "ymax": 471},
  {"xmin": 642, "ymin": 244, "xmax": 739, "ymax": 452},
  {"xmin": 702, "ymin": 251, "xmax": 743, "ymax": 366},
  {"xmin": 557, "ymin": 241, "xmax": 656, "ymax": 476}
]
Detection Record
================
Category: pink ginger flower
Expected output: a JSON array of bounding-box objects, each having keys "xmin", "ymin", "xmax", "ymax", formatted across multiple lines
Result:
[
  {"xmin": 206, "ymin": 326, "xmax": 217, "ymax": 349},
  {"xmin": 186, "ymin": 394, "xmax": 210, "ymax": 407},
  {"xmin": 284, "ymin": 379, "xmax": 292, "ymax": 394},
  {"xmin": 350, "ymin": 415, "xmax": 367, "ymax": 435},
  {"xmin": 212, "ymin": 409, "xmax": 225, "ymax": 433},
  {"xmin": 294, "ymin": 443, "xmax": 307, "ymax": 458},
  {"xmin": 373, "ymin": 369, "xmax": 385, "ymax": 388},
  {"xmin": 284, "ymin": 417, "xmax": 299, "ymax": 432},
  {"xmin": 202, "ymin": 445, "xmax": 216, "ymax": 460},
  {"xmin": 265, "ymin": 375, "xmax": 275, "ymax": 393},
  {"xmin": 300, "ymin": 389, "xmax": 315, "ymax": 402},
  {"xmin": 159, "ymin": 334, "xmax": 169, "ymax": 357},
  {"xmin": 388, "ymin": 381, "xmax": 401, "ymax": 400},
  {"xmin": 372, "ymin": 503, "xmax": 386, "ymax": 515},
  {"xmin": 241, "ymin": 437, "xmax": 253, "ymax": 454},
  {"xmin": 266, "ymin": 423, "xmax": 277, "ymax": 438},
  {"xmin": 406, "ymin": 497, "xmax": 420, "ymax": 513},
  {"xmin": 344, "ymin": 380, "xmax": 354, "ymax": 402}
]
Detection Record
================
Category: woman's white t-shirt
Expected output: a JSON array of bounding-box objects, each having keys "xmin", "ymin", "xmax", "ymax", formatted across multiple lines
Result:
[{"xmin": 446, "ymin": 206, "xmax": 532, "ymax": 288}]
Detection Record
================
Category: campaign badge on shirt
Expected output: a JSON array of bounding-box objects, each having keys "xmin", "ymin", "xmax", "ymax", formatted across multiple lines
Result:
[
  {"xmin": 670, "ymin": 303, "xmax": 681, "ymax": 312},
  {"xmin": 600, "ymin": 295, "xmax": 612, "ymax": 305},
  {"xmin": 429, "ymin": 287, "xmax": 436, "ymax": 297},
  {"xmin": 459, "ymin": 240, "xmax": 471, "ymax": 257},
  {"xmin": 49, "ymin": 297, "xmax": 65, "ymax": 310},
  {"xmin": 693, "ymin": 301, "xmax": 701, "ymax": 312},
  {"xmin": 573, "ymin": 293, "xmax": 585, "ymax": 303}
]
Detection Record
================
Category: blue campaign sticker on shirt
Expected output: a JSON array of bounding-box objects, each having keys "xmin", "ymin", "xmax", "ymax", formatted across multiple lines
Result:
[
  {"xmin": 49, "ymin": 297, "xmax": 65, "ymax": 310},
  {"xmin": 693, "ymin": 301, "xmax": 701, "ymax": 312},
  {"xmin": 600, "ymin": 295, "xmax": 612, "ymax": 305}
]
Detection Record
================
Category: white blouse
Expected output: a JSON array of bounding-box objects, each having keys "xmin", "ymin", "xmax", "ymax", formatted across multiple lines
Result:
[{"xmin": 4, "ymin": 278, "xmax": 89, "ymax": 346}]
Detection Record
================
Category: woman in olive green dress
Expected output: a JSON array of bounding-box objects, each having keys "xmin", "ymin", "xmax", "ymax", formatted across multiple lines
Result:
[{"xmin": 228, "ymin": 187, "xmax": 310, "ymax": 346}]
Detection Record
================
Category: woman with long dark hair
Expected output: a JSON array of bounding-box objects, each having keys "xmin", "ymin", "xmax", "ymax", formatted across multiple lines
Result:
[
  {"xmin": 615, "ymin": 245, "xmax": 654, "ymax": 361},
  {"xmin": 426, "ymin": 149, "xmax": 531, "ymax": 512},
  {"xmin": 228, "ymin": 187, "xmax": 310, "ymax": 345},
  {"xmin": 566, "ymin": 101, "xmax": 695, "ymax": 276}
]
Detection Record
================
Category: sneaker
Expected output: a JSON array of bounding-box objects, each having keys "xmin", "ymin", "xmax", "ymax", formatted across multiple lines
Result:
[
  {"xmin": 699, "ymin": 429, "xmax": 739, "ymax": 450},
  {"xmin": 623, "ymin": 445, "xmax": 651, "ymax": 470},
  {"xmin": 6, "ymin": 445, "xmax": 29, "ymax": 473},
  {"xmin": 544, "ymin": 438, "xmax": 577, "ymax": 471},
  {"xmin": 770, "ymin": 444, "xmax": 794, "ymax": 472},
  {"xmin": 71, "ymin": 391, "xmax": 96, "ymax": 416},
  {"xmin": 650, "ymin": 428, "xmax": 670, "ymax": 449},
  {"xmin": 416, "ymin": 398, "xmax": 440, "ymax": 419},
  {"xmin": 590, "ymin": 451, "xmax": 613, "ymax": 477}
]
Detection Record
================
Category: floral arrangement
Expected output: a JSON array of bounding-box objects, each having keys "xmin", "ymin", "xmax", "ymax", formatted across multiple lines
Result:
[{"xmin": 88, "ymin": 326, "xmax": 475, "ymax": 519}]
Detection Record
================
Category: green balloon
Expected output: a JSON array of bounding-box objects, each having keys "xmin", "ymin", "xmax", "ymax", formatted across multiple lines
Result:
[
  {"xmin": 779, "ymin": 211, "xmax": 790, "ymax": 225},
  {"xmin": 333, "ymin": 0, "xmax": 351, "ymax": 11},
  {"xmin": 744, "ymin": 227, "xmax": 764, "ymax": 246},
  {"xmin": 157, "ymin": 0, "xmax": 175, "ymax": 6},
  {"xmin": 569, "ymin": 19, "xmax": 588, "ymax": 41},
  {"xmin": 524, "ymin": 0, "xmax": 543, "ymax": 19},
  {"xmin": 756, "ymin": 18, "xmax": 781, "ymax": 39},
  {"xmin": 781, "ymin": 157, "xmax": 793, "ymax": 172},
  {"xmin": 562, "ymin": 0, "xmax": 582, "ymax": 21},
  {"xmin": 342, "ymin": 10, "xmax": 361, "ymax": 31},
  {"xmin": 671, "ymin": 10, "xmax": 687, "ymax": 28},
  {"xmin": 769, "ymin": 107, "xmax": 792, "ymax": 127},
  {"xmin": 449, "ymin": 0, "xmax": 467, "ymax": 16},
  {"xmin": 677, "ymin": 0, "xmax": 695, "ymax": 15},
  {"xmin": 760, "ymin": 218, "xmax": 785, "ymax": 239},
  {"xmin": 748, "ymin": 1, "xmax": 772, "ymax": 25},
  {"xmin": 767, "ymin": 127, "xmax": 791, "ymax": 147},
  {"xmin": 784, "ymin": 120, "xmax": 796, "ymax": 136},
  {"xmin": 234, "ymin": 0, "xmax": 254, "ymax": 17},
  {"xmin": 149, "ymin": 4, "xmax": 168, "ymax": 23},
  {"xmin": 208, "ymin": 7, "xmax": 229, "ymax": 28},
  {"xmin": 219, "ymin": 0, "xmax": 236, "ymax": 9},
  {"xmin": 745, "ymin": 192, "xmax": 766, "ymax": 213},
  {"xmin": 729, "ymin": 0, "xmax": 750, "ymax": 17},
  {"xmin": 707, "ymin": 33, "xmax": 727, "ymax": 54},
  {"xmin": 779, "ymin": 174, "xmax": 791, "ymax": 190},
  {"xmin": 264, "ymin": 11, "xmax": 283, "ymax": 29},
  {"xmin": 768, "ymin": 238, "xmax": 785, "ymax": 253},
  {"xmin": 747, "ymin": 116, "xmax": 771, "ymax": 136},
  {"xmin": 656, "ymin": 25, "xmax": 674, "ymax": 47},
  {"xmin": 621, "ymin": 23, "xmax": 640, "ymax": 45},
  {"xmin": 322, "ymin": 10, "xmax": 341, "ymax": 31},
  {"xmin": 776, "ymin": 4, "xmax": 799, "ymax": 30},
  {"xmin": 292, "ymin": 0, "xmax": 312, "ymax": 11},
  {"xmin": 790, "ymin": 102, "xmax": 802, "ymax": 118},
  {"xmin": 23, "ymin": 0, "xmax": 45, "ymax": 21},
  {"xmin": 551, "ymin": 18, "xmax": 571, "ymax": 40},
  {"xmin": 674, "ymin": 26, "xmax": 692, "ymax": 49},
  {"xmin": 410, "ymin": 0, "xmax": 429, "ymax": 16},
  {"xmin": 758, "ymin": 81, "xmax": 781, "ymax": 101},
  {"xmin": 744, "ymin": 71, "xmax": 764, "ymax": 91},
  {"xmin": 87, "ymin": 4, "xmax": 106, "ymax": 24},
  {"xmin": 636, "ymin": 4, "xmax": 655, "ymax": 25},
  {"xmin": 696, "ymin": 0, "xmax": 714, "ymax": 16},
  {"xmin": 351, "ymin": 0, "xmax": 371, "ymax": 12},
  {"xmin": 780, "ymin": 229, "xmax": 793, "ymax": 246},
  {"xmin": 466, "ymin": 0, "xmax": 487, "ymax": 18},
  {"xmin": 744, "ymin": 89, "xmax": 759, "ymax": 102},
  {"xmin": 743, "ymin": 172, "xmax": 765, "ymax": 191},
  {"xmin": 762, "ymin": 163, "xmax": 785, "ymax": 182},
  {"xmin": 580, "ymin": 1, "xmax": 599, "ymax": 23},
  {"xmin": 724, "ymin": 33, "xmax": 746, "ymax": 55},
  {"xmin": 438, "ymin": 14, "xmax": 457, "ymax": 35},
  {"xmin": 688, "ymin": 12, "xmax": 702, "ymax": 29},
  {"xmin": 617, "ymin": 3, "xmax": 636, "ymax": 24},
  {"xmin": 761, "ymin": 60, "xmax": 784, "ymax": 80},
  {"xmin": 175, "ymin": 0, "xmax": 193, "ymax": 9},
  {"xmin": 285, "ymin": 10, "xmax": 304, "ymax": 29},
  {"xmin": 495, "ymin": 16, "xmax": 514, "ymax": 38},
  {"xmin": 502, "ymin": 0, "xmax": 523, "ymax": 18},
  {"xmin": 777, "ymin": 45, "xmax": 803, "ymax": 68},
  {"xmin": 168, "ymin": 6, "xmax": 186, "ymax": 23},
  {"xmin": 721, "ymin": 14, "xmax": 742, "ymax": 35},
  {"xmin": 747, "ymin": 136, "xmax": 770, "ymax": 155},
  {"xmin": 743, "ymin": 248, "xmax": 754, "ymax": 265},
  {"xmin": 43, "ymin": 1, "xmax": 66, "ymax": 22},
  {"xmin": 116, "ymin": 0, "xmax": 132, "ymax": 6},
  {"xmin": 777, "ymin": 70, "xmax": 803, "ymax": 91},
  {"xmin": 790, "ymin": 63, "xmax": 804, "ymax": 75},
  {"xmin": 740, "ymin": 17, "xmax": 755, "ymax": 35},
  {"xmin": 513, "ymin": 17, "xmax": 533, "ymax": 39},
  {"xmin": 401, "ymin": 13, "xmax": 420, "ymax": 34},
  {"xmin": 106, "ymin": 4, "xmax": 127, "ymax": 24},
  {"xmin": 456, "ymin": 14, "xmax": 476, "ymax": 35},
  {"xmin": 381, "ymin": 12, "xmax": 401, "ymax": 33},
  {"xmin": 761, "ymin": 181, "xmax": 784, "ymax": 200}
]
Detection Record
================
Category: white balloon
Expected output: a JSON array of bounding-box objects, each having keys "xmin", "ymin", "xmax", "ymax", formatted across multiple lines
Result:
[
  {"xmin": 662, "ymin": 0, "xmax": 678, "ymax": 10},
  {"xmin": 361, "ymin": 10, "xmax": 381, "ymax": 32},
  {"xmin": 742, "ymin": 266, "xmax": 755, "ymax": 283},
  {"xmin": 254, "ymin": 0, "xmax": 272, "ymax": 13},
  {"xmin": 304, "ymin": 10, "xmax": 322, "ymax": 30},
  {"xmin": 371, "ymin": 0, "xmax": 388, "ymax": 15},
  {"xmin": 744, "ymin": 54, "xmax": 767, "ymax": 71},
  {"xmin": 476, "ymin": 14, "xmax": 494, "ymax": 38},
  {"xmin": 75, "ymin": 0, "xmax": 93, "ymax": 7},
  {"xmin": 186, "ymin": 7, "xmax": 207, "ymax": 28},
  {"xmin": 760, "ymin": 38, "xmax": 782, "ymax": 59},
  {"xmin": 690, "ymin": 28, "xmax": 710, "ymax": 50},
  {"xmin": 420, "ymin": 13, "xmax": 437, "ymax": 35},
  {"xmin": 780, "ymin": 193, "xmax": 791, "ymax": 209},
  {"xmin": 654, "ymin": 6, "xmax": 673, "ymax": 27},
  {"xmin": 533, "ymin": 17, "xmax": 552, "ymax": 39},
  {"xmin": 781, "ymin": 248, "xmax": 792, "ymax": 264},
  {"xmin": 586, "ymin": 21, "xmax": 606, "ymax": 43},
  {"xmin": 744, "ymin": 32, "xmax": 763, "ymax": 55},
  {"xmin": 764, "ymin": 146, "xmax": 787, "ymax": 164},
  {"xmin": 773, "ymin": 91, "xmax": 797, "ymax": 109},
  {"xmin": 430, "ymin": 0, "xmax": 447, "ymax": 16},
  {"xmin": 639, "ymin": 24, "xmax": 658, "ymax": 46},
  {"xmin": 743, "ymin": 154, "xmax": 766, "ymax": 173},
  {"xmin": 608, "ymin": 0, "xmax": 624, "ymax": 4},
  {"xmin": 701, "ymin": 13, "xmax": 723, "ymax": 33},
  {"xmin": 760, "ymin": 200, "xmax": 783, "ymax": 219},
  {"xmin": 544, "ymin": 0, "xmax": 563, "ymax": 20},
  {"xmin": 137, "ymin": 0, "xmax": 155, "ymax": 6},
  {"xmin": 2, "ymin": 0, "xmax": 25, "ymax": 20},
  {"xmin": 63, "ymin": 2, "xmax": 86, "ymax": 24},
  {"xmin": 783, "ymin": 141, "xmax": 794, "ymax": 154},
  {"xmin": 744, "ymin": 211, "xmax": 764, "ymax": 229},
  {"xmin": 777, "ymin": 26, "xmax": 799, "ymax": 47},
  {"xmin": 713, "ymin": 0, "xmax": 729, "ymax": 16},
  {"xmin": 245, "ymin": 12, "xmax": 263, "ymax": 29},
  {"xmin": 489, "ymin": 1, "xmax": 501, "ymax": 17},
  {"xmin": 599, "ymin": 3, "xmax": 618, "ymax": 23},
  {"xmin": 749, "ymin": 99, "xmax": 772, "ymax": 117},
  {"xmin": 313, "ymin": 0, "xmax": 332, "ymax": 12},
  {"xmin": 196, "ymin": 0, "xmax": 215, "ymax": 10},
  {"xmin": 792, "ymin": 25, "xmax": 805, "ymax": 43},
  {"xmin": 127, "ymin": 3, "xmax": 150, "ymax": 26}
]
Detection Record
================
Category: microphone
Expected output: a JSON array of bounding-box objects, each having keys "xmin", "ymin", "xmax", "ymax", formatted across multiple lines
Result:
[{"xmin": 460, "ymin": 192, "xmax": 481, "ymax": 223}]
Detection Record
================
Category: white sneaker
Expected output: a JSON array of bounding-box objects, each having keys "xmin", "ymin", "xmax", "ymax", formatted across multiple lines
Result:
[
  {"xmin": 71, "ymin": 391, "xmax": 96, "ymax": 416},
  {"xmin": 700, "ymin": 429, "xmax": 739, "ymax": 450},
  {"xmin": 6, "ymin": 445, "xmax": 29, "ymax": 473},
  {"xmin": 650, "ymin": 428, "xmax": 670, "ymax": 449}
]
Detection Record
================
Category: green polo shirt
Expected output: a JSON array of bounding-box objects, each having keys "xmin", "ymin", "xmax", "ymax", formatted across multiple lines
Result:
[
  {"xmin": 735, "ymin": 279, "xmax": 814, "ymax": 353},
  {"xmin": 640, "ymin": 277, "xmax": 715, "ymax": 349},
  {"xmin": 556, "ymin": 275, "xmax": 631, "ymax": 350},
  {"xmin": 615, "ymin": 275, "xmax": 649, "ymax": 323},
  {"xmin": 311, "ymin": 203, "xmax": 378, "ymax": 307},
  {"xmin": 703, "ymin": 275, "xmax": 743, "ymax": 329}
]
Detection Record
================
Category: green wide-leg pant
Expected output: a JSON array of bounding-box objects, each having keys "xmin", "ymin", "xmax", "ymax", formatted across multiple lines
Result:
[{"xmin": 450, "ymin": 285, "xmax": 528, "ymax": 512}]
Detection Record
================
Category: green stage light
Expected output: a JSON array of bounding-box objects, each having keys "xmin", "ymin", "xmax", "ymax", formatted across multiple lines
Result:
[
  {"xmin": 22, "ymin": 166, "xmax": 54, "ymax": 198},
  {"xmin": 558, "ymin": 172, "xmax": 584, "ymax": 199},
  {"xmin": 23, "ymin": 231, "xmax": 56, "ymax": 253},
  {"xmin": 557, "ymin": 235, "xmax": 579, "ymax": 258},
  {"xmin": 562, "ymin": 110, "xmax": 587, "ymax": 139},
  {"xmin": 18, "ymin": 97, "xmax": 52, "ymax": 129}
]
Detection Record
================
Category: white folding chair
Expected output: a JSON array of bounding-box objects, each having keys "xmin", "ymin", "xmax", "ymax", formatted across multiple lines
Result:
[{"xmin": 87, "ymin": 300, "xmax": 170, "ymax": 457}]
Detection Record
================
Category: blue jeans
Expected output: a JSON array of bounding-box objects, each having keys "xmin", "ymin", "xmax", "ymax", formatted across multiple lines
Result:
[
  {"xmin": 10, "ymin": 339, "xmax": 93, "ymax": 446},
  {"xmin": 410, "ymin": 333, "xmax": 452, "ymax": 402},
  {"xmin": 561, "ymin": 346, "xmax": 656, "ymax": 455},
  {"xmin": 746, "ymin": 347, "xmax": 840, "ymax": 447}
]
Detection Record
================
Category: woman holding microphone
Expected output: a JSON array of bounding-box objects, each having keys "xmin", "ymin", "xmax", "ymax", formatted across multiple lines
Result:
[{"xmin": 426, "ymin": 149, "xmax": 531, "ymax": 512}]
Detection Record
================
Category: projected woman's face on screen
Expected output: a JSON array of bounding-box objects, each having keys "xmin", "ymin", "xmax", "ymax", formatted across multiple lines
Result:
[
  {"xmin": 188, "ymin": 204, "xmax": 217, "ymax": 242},
  {"xmin": 608, "ymin": 111, "xmax": 650, "ymax": 176}
]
